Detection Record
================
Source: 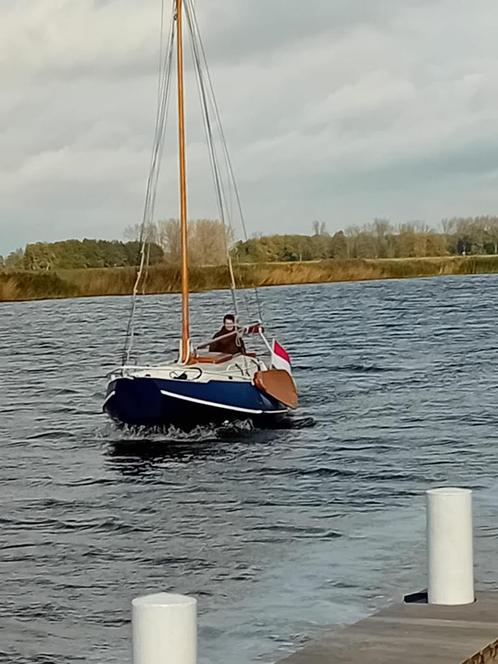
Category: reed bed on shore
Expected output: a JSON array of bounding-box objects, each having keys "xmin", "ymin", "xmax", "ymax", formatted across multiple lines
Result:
[{"xmin": 1, "ymin": 256, "xmax": 498, "ymax": 302}]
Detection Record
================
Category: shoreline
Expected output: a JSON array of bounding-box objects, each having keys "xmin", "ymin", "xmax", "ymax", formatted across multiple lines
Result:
[{"xmin": 1, "ymin": 255, "xmax": 498, "ymax": 303}]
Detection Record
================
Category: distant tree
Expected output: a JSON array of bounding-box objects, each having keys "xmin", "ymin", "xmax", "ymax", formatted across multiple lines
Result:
[
  {"xmin": 425, "ymin": 233, "xmax": 448, "ymax": 256},
  {"xmin": 23, "ymin": 239, "xmax": 163, "ymax": 270},
  {"xmin": 486, "ymin": 217, "xmax": 498, "ymax": 254},
  {"xmin": 190, "ymin": 219, "xmax": 232, "ymax": 265},
  {"xmin": 124, "ymin": 224, "xmax": 140, "ymax": 241},
  {"xmin": 330, "ymin": 230, "xmax": 348, "ymax": 259},
  {"xmin": 24, "ymin": 242, "xmax": 56, "ymax": 270},
  {"xmin": 156, "ymin": 218, "xmax": 232, "ymax": 265},
  {"xmin": 157, "ymin": 218, "xmax": 181, "ymax": 263},
  {"xmin": 438, "ymin": 215, "xmax": 498, "ymax": 255},
  {"xmin": 4, "ymin": 248, "xmax": 24, "ymax": 271},
  {"xmin": 124, "ymin": 222, "xmax": 158, "ymax": 244},
  {"xmin": 124, "ymin": 241, "xmax": 163, "ymax": 266},
  {"xmin": 441, "ymin": 218, "xmax": 455, "ymax": 235},
  {"xmin": 233, "ymin": 237, "xmax": 270, "ymax": 262},
  {"xmin": 345, "ymin": 226, "xmax": 377, "ymax": 258},
  {"xmin": 372, "ymin": 219, "xmax": 393, "ymax": 258},
  {"xmin": 394, "ymin": 222, "xmax": 419, "ymax": 257},
  {"xmin": 311, "ymin": 220, "xmax": 327, "ymax": 237}
]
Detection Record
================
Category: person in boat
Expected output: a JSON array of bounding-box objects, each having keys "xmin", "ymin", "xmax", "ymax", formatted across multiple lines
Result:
[{"xmin": 209, "ymin": 314, "xmax": 246, "ymax": 355}]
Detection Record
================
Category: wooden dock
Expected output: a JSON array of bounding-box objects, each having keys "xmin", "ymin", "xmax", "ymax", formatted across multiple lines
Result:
[{"xmin": 279, "ymin": 592, "xmax": 498, "ymax": 663}]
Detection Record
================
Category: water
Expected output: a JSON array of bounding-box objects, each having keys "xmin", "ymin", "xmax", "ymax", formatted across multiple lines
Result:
[{"xmin": 2, "ymin": 275, "xmax": 498, "ymax": 663}]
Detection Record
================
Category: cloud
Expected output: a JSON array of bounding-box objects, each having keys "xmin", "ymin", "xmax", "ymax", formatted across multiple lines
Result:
[{"xmin": 2, "ymin": 0, "xmax": 498, "ymax": 253}]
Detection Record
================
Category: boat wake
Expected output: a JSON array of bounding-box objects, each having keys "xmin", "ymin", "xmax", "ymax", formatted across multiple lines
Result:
[
  {"xmin": 98, "ymin": 414, "xmax": 316, "ymax": 460},
  {"xmin": 100, "ymin": 420, "xmax": 231, "ymax": 444}
]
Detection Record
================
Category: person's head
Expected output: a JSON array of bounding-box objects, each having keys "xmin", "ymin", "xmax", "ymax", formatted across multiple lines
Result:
[{"xmin": 223, "ymin": 314, "xmax": 235, "ymax": 332}]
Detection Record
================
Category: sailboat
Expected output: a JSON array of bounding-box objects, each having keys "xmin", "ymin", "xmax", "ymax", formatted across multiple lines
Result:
[{"xmin": 103, "ymin": 0, "xmax": 298, "ymax": 430}]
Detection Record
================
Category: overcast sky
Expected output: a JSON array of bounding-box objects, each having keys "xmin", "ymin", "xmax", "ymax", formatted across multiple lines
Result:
[{"xmin": 2, "ymin": 0, "xmax": 498, "ymax": 253}]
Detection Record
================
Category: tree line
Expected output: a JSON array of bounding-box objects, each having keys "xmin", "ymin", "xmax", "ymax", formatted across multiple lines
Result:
[
  {"xmin": 1, "ymin": 239, "xmax": 163, "ymax": 271},
  {"xmin": 3, "ymin": 215, "xmax": 498, "ymax": 271},
  {"xmin": 0, "ymin": 219, "xmax": 229, "ymax": 272},
  {"xmin": 234, "ymin": 217, "xmax": 498, "ymax": 262}
]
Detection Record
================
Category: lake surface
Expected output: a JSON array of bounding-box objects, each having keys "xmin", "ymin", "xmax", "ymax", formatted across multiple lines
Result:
[{"xmin": 2, "ymin": 275, "xmax": 498, "ymax": 663}]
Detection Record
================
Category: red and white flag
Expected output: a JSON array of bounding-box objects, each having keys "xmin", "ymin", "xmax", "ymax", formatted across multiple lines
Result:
[{"xmin": 271, "ymin": 339, "xmax": 292, "ymax": 374}]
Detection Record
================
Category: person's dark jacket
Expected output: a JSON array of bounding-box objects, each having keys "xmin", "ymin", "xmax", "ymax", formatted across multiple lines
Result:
[{"xmin": 209, "ymin": 327, "xmax": 246, "ymax": 355}]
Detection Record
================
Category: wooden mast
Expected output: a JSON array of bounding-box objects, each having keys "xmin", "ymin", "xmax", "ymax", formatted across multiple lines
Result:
[{"xmin": 176, "ymin": 0, "xmax": 190, "ymax": 363}]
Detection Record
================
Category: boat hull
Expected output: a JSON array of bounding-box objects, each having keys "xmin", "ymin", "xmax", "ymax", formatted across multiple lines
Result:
[{"xmin": 103, "ymin": 375, "xmax": 288, "ymax": 429}]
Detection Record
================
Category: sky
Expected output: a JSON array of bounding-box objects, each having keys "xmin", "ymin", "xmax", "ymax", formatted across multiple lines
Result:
[{"xmin": 2, "ymin": 0, "xmax": 498, "ymax": 254}]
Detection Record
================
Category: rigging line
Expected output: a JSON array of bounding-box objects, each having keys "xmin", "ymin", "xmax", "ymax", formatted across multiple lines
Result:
[
  {"xmin": 192, "ymin": 18, "xmax": 251, "ymax": 319},
  {"xmin": 184, "ymin": 0, "xmax": 252, "ymax": 321},
  {"xmin": 148, "ymin": 13, "xmax": 176, "ymax": 225},
  {"xmin": 135, "ymin": 16, "xmax": 171, "ymax": 270},
  {"xmin": 184, "ymin": 0, "xmax": 238, "ymax": 316},
  {"xmin": 144, "ymin": 1, "xmax": 176, "ymax": 230},
  {"xmin": 122, "ymin": 4, "xmax": 176, "ymax": 364},
  {"xmin": 186, "ymin": 3, "xmax": 259, "ymax": 246},
  {"xmin": 140, "ymin": 0, "xmax": 172, "ymax": 245},
  {"xmin": 141, "ymin": 241, "xmax": 152, "ymax": 296},
  {"xmin": 133, "ymin": 15, "xmax": 174, "ymax": 279},
  {"xmin": 184, "ymin": 0, "xmax": 233, "ymax": 230},
  {"xmin": 186, "ymin": 0, "xmax": 263, "ymax": 321},
  {"xmin": 136, "ymin": 13, "xmax": 176, "ymax": 329},
  {"xmin": 157, "ymin": 0, "xmax": 166, "ymax": 122}
]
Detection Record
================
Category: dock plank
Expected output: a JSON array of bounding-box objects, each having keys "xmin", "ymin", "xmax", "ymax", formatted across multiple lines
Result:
[{"xmin": 279, "ymin": 592, "xmax": 498, "ymax": 664}]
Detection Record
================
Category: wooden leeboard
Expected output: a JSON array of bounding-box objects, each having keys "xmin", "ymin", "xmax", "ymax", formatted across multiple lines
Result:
[
  {"xmin": 254, "ymin": 369, "xmax": 298, "ymax": 409},
  {"xmin": 278, "ymin": 592, "xmax": 498, "ymax": 664}
]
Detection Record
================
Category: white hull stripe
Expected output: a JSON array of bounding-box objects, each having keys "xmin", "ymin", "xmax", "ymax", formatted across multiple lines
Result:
[
  {"xmin": 159, "ymin": 390, "xmax": 287, "ymax": 415},
  {"xmin": 103, "ymin": 390, "xmax": 116, "ymax": 407}
]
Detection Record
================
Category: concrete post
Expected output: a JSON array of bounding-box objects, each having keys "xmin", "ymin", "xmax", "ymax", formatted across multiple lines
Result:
[
  {"xmin": 427, "ymin": 487, "xmax": 474, "ymax": 605},
  {"xmin": 132, "ymin": 593, "xmax": 197, "ymax": 664}
]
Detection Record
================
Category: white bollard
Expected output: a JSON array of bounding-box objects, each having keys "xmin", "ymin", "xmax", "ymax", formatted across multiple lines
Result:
[
  {"xmin": 132, "ymin": 593, "xmax": 197, "ymax": 664},
  {"xmin": 427, "ymin": 487, "xmax": 474, "ymax": 605}
]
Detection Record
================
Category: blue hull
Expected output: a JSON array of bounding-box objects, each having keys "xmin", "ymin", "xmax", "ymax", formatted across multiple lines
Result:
[{"xmin": 103, "ymin": 376, "xmax": 288, "ymax": 429}]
